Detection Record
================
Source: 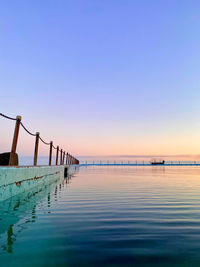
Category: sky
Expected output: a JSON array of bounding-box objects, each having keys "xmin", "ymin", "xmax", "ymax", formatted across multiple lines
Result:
[{"xmin": 1, "ymin": 0, "xmax": 200, "ymax": 159}]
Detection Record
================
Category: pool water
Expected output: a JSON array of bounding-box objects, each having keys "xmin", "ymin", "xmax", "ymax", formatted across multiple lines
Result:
[{"xmin": 1, "ymin": 166, "xmax": 200, "ymax": 266}]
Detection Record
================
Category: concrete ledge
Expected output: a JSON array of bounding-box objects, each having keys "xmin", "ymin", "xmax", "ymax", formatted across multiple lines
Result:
[{"xmin": 0, "ymin": 165, "xmax": 78, "ymax": 202}]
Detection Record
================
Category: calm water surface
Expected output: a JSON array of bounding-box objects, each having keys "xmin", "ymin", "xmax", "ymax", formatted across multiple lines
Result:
[{"xmin": 1, "ymin": 166, "xmax": 200, "ymax": 266}]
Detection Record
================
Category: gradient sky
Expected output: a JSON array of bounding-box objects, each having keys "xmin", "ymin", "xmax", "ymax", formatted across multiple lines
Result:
[{"xmin": 1, "ymin": 0, "xmax": 200, "ymax": 157}]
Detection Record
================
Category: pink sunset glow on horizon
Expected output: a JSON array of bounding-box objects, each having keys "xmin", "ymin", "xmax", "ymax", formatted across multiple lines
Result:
[{"xmin": 1, "ymin": 1, "xmax": 200, "ymax": 159}]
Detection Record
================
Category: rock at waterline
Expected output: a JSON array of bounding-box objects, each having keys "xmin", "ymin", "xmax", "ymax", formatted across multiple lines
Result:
[{"xmin": 0, "ymin": 152, "xmax": 18, "ymax": 166}]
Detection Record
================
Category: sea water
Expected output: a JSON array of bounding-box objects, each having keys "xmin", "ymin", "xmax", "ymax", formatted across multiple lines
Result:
[{"xmin": 1, "ymin": 166, "xmax": 200, "ymax": 266}]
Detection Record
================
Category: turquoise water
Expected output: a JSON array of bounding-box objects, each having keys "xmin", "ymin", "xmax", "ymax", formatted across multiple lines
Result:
[{"xmin": 1, "ymin": 166, "xmax": 200, "ymax": 266}]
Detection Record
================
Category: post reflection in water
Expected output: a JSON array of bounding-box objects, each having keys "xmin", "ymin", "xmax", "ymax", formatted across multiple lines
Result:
[
  {"xmin": 0, "ymin": 171, "xmax": 74, "ymax": 255},
  {"xmin": 2, "ymin": 166, "xmax": 200, "ymax": 266},
  {"xmin": 48, "ymin": 193, "xmax": 51, "ymax": 209},
  {"xmin": 7, "ymin": 225, "xmax": 14, "ymax": 254}
]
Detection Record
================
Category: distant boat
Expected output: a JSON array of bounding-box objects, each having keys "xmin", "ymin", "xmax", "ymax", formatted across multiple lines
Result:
[{"xmin": 151, "ymin": 159, "xmax": 165, "ymax": 165}]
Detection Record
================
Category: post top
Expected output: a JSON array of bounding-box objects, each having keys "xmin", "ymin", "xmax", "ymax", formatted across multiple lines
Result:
[
  {"xmin": 36, "ymin": 132, "xmax": 40, "ymax": 135},
  {"xmin": 16, "ymin": 115, "xmax": 22, "ymax": 120}
]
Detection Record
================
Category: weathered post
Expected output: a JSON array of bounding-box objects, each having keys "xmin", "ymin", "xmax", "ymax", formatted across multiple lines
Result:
[
  {"xmin": 63, "ymin": 151, "xmax": 65, "ymax": 165},
  {"xmin": 9, "ymin": 115, "xmax": 21, "ymax": 166},
  {"xmin": 56, "ymin": 146, "xmax": 59, "ymax": 165},
  {"xmin": 66, "ymin": 153, "xmax": 68, "ymax": 165},
  {"xmin": 49, "ymin": 141, "xmax": 53, "ymax": 166},
  {"xmin": 60, "ymin": 149, "xmax": 63, "ymax": 165},
  {"xmin": 33, "ymin": 132, "xmax": 40, "ymax": 166}
]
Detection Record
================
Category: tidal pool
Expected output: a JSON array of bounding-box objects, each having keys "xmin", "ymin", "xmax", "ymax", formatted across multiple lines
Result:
[{"xmin": 1, "ymin": 166, "xmax": 200, "ymax": 266}]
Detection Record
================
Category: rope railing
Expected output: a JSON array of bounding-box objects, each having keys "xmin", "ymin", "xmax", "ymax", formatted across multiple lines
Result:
[
  {"xmin": 0, "ymin": 113, "xmax": 17, "ymax": 121},
  {"xmin": 39, "ymin": 136, "xmax": 51, "ymax": 146},
  {"xmin": 20, "ymin": 122, "xmax": 37, "ymax": 137},
  {"xmin": 0, "ymin": 113, "xmax": 79, "ymax": 166}
]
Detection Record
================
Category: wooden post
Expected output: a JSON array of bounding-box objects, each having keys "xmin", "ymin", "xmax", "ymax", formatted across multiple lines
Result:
[
  {"xmin": 9, "ymin": 116, "xmax": 21, "ymax": 166},
  {"xmin": 66, "ymin": 153, "xmax": 68, "ymax": 165},
  {"xmin": 63, "ymin": 151, "xmax": 65, "ymax": 165},
  {"xmin": 33, "ymin": 132, "xmax": 40, "ymax": 166},
  {"xmin": 60, "ymin": 149, "xmax": 63, "ymax": 165},
  {"xmin": 49, "ymin": 141, "xmax": 53, "ymax": 166},
  {"xmin": 56, "ymin": 146, "xmax": 59, "ymax": 165}
]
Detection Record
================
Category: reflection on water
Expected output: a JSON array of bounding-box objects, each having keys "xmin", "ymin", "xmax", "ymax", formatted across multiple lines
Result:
[
  {"xmin": 0, "ymin": 171, "xmax": 74, "ymax": 255},
  {"xmin": 1, "ymin": 166, "xmax": 200, "ymax": 266}
]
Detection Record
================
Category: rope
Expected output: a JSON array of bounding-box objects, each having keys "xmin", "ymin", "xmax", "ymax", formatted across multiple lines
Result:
[
  {"xmin": 21, "ymin": 122, "xmax": 50, "ymax": 146},
  {"xmin": 0, "ymin": 113, "xmax": 17, "ymax": 121},
  {"xmin": 0, "ymin": 112, "xmax": 78, "ymax": 162},
  {"xmin": 39, "ymin": 136, "xmax": 50, "ymax": 146},
  {"xmin": 20, "ymin": 122, "xmax": 36, "ymax": 137}
]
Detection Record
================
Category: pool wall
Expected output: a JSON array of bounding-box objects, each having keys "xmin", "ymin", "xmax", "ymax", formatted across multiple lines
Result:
[{"xmin": 0, "ymin": 165, "xmax": 77, "ymax": 202}]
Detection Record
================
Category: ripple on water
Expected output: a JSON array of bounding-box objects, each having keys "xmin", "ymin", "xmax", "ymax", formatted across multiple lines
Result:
[{"xmin": 1, "ymin": 166, "xmax": 200, "ymax": 266}]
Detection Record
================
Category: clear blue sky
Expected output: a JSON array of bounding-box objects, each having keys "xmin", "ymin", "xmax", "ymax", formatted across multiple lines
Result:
[{"xmin": 1, "ymin": 0, "xmax": 200, "ymax": 157}]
